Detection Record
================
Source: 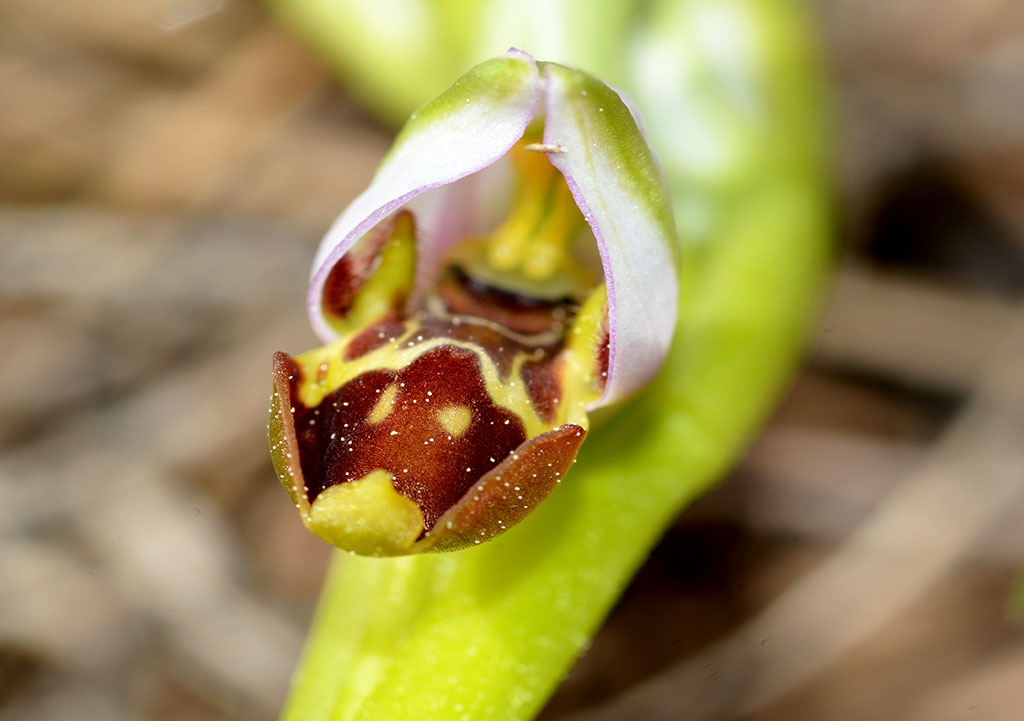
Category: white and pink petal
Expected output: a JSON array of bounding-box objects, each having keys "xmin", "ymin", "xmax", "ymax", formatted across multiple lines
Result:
[{"xmin": 308, "ymin": 50, "xmax": 543, "ymax": 341}]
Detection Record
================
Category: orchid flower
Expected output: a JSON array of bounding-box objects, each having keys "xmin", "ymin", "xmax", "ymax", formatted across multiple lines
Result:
[
  {"xmin": 266, "ymin": 1, "xmax": 831, "ymax": 719},
  {"xmin": 269, "ymin": 50, "xmax": 678, "ymax": 556}
]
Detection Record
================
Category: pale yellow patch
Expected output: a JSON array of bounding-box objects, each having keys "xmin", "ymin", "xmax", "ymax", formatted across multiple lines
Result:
[
  {"xmin": 435, "ymin": 404, "xmax": 472, "ymax": 437},
  {"xmin": 306, "ymin": 469, "xmax": 423, "ymax": 556},
  {"xmin": 367, "ymin": 383, "xmax": 398, "ymax": 424}
]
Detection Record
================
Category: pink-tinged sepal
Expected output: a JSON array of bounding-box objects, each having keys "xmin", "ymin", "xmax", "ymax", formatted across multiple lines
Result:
[{"xmin": 541, "ymin": 62, "xmax": 679, "ymax": 405}]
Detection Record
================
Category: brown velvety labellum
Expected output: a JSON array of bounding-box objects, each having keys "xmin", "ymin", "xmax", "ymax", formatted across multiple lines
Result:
[{"xmin": 292, "ymin": 345, "xmax": 530, "ymax": 532}]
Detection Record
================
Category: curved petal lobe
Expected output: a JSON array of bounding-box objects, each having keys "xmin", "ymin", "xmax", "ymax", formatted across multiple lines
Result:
[
  {"xmin": 309, "ymin": 50, "xmax": 544, "ymax": 341},
  {"xmin": 541, "ymin": 62, "xmax": 680, "ymax": 405}
]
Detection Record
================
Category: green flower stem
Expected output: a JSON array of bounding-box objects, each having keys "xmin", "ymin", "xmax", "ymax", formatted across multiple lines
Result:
[{"xmin": 270, "ymin": 1, "xmax": 832, "ymax": 719}]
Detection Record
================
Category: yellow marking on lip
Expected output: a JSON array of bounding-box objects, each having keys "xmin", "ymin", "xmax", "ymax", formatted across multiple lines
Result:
[
  {"xmin": 307, "ymin": 469, "xmax": 423, "ymax": 556},
  {"xmin": 368, "ymin": 383, "xmax": 398, "ymax": 424},
  {"xmin": 435, "ymin": 404, "xmax": 472, "ymax": 437}
]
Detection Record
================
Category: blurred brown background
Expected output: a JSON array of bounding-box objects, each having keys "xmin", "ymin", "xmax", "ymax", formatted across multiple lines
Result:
[{"xmin": 2, "ymin": 1, "xmax": 1023, "ymax": 720}]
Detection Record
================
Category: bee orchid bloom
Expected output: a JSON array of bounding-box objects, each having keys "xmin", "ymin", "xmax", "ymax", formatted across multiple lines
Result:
[{"xmin": 269, "ymin": 50, "xmax": 679, "ymax": 556}]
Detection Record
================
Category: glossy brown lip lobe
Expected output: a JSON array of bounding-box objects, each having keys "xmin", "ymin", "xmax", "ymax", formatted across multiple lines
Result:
[{"xmin": 426, "ymin": 420, "xmax": 586, "ymax": 551}]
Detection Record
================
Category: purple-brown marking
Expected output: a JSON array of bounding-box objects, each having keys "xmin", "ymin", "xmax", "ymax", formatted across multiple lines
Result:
[
  {"xmin": 520, "ymin": 359, "xmax": 561, "ymax": 423},
  {"xmin": 320, "ymin": 215, "xmax": 402, "ymax": 320},
  {"xmin": 595, "ymin": 324, "xmax": 610, "ymax": 392},
  {"xmin": 436, "ymin": 266, "xmax": 575, "ymax": 335},
  {"xmin": 417, "ymin": 315, "xmax": 558, "ymax": 379}
]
